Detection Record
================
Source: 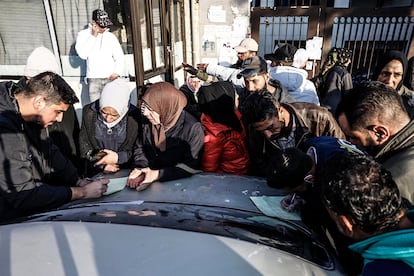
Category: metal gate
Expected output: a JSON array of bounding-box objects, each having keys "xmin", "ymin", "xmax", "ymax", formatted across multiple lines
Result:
[{"xmin": 251, "ymin": 4, "xmax": 414, "ymax": 79}]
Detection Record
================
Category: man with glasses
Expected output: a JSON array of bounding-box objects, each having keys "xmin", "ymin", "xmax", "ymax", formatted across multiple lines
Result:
[{"xmin": 337, "ymin": 81, "xmax": 414, "ymax": 204}]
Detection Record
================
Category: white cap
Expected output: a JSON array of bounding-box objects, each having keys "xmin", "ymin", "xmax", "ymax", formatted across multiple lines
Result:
[
  {"xmin": 292, "ymin": 48, "xmax": 309, "ymax": 69},
  {"xmin": 24, "ymin": 46, "xmax": 62, "ymax": 77},
  {"xmin": 233, "ymin": 38, "xmax": 259, "ymax": 53}
]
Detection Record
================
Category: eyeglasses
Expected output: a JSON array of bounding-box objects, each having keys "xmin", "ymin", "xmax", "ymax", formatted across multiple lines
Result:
[
  {"xmin": 140, "ymin": 100, "xmax": 154, "ymax": 114},
  {"xmin": 101, "ymin": 110, "xmax": 120, "ymax": 119}
]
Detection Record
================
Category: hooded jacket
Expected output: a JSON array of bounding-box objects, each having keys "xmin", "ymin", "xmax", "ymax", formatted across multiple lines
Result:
[
  {"xmin": 372, "ymin": 50, "xmax": 414, "ymax": 118},
  {"xmin": 269, "ymin": 65, "xmax": 320, "ymax": 105},
  {"xmin": 75, "ymin": 24, "xmax": 125, "ymax": 78},
  {"xmin": 0, "ymin": 81, "xmax": 76, "ymax": 221},
  {"xmin": 349, "ymin": 226, "xmax": 414, "ymax": 275},
  {"xmin": 374, "ymin": 119, "xmax": 414, "ymax": 204}
]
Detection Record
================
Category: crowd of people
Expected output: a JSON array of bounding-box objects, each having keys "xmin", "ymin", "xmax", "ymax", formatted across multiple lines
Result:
[{"xmin": 0, "ymin": 8, "xmax": 414, "ymax": 276}]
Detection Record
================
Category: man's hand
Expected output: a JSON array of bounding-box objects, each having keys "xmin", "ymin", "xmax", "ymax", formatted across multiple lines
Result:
[
  {"xmin": 197, "ymin": 63, "xmax": 208, "ymax": 72},
  {"xmin": 108, "ymin": 74, "xmax": 120, "ymax": 80},
  {"xmin": 71, "ymin": 179, "xmax": 109, "ymax": 200},
  {"xmin": 182, "ymin": 63, "xmax": 198, "ymax": 75}
]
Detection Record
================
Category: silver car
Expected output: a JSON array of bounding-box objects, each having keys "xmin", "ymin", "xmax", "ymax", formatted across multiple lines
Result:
[{"xmin": 0, "ymin": 173, "xmax": 345, "ymax": 276}]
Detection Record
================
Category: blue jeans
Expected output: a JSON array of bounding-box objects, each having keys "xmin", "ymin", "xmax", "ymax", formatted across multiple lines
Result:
[{"xmin": 88, "ymin": 78, "xmax": 111, "ymax": 102}]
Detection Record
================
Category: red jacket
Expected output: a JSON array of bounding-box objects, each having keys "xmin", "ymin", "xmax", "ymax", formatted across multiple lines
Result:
[{"xmin": 201, "ymin": 112, "xmax": 249, "ymax": 175}]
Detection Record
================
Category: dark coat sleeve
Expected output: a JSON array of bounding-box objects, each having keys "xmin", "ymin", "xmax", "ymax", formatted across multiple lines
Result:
[{"xmin": 0, "ymin": 118, "xmax": 72, "ymax": 221}]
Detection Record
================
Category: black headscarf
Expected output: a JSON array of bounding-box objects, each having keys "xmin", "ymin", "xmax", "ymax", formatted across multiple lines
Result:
[
  {"xmin": 372, "ymin": 50, "xmax": 408, "ymax": 90},
  {"xmin": 198, "ymin": 81, "xmax": 242, "ymax": 132}
]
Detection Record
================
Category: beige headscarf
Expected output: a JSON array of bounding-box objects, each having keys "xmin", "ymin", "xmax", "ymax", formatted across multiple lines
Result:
[{"xmin": 142, "ymin": 82, "xmax": 187, "ymax": 151}]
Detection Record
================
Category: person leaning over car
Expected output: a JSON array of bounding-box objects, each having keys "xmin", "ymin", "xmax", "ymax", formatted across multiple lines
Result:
[
  {"xmin": 127, "ymin": 82, "xmax": 204, "ymax": 191},
  {"xmin": 0, "ymin": 72, "xmax": 108, "ymax": 222},
  {"xmin": 320, "ymin": 151, "xmax": 414, "ymax": 276},
  {"xmin": 240, "ymin": 90, "xmax": 345, "ymax": 176},
  {"xmin": 337, "ymin": 81, "xmax": 414, "ymax": 205}
]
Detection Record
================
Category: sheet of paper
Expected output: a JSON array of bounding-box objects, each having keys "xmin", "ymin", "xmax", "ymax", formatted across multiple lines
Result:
[
  {"xmin": 103, "ymin": 177, "xmax": 128, "ymax": 195},
  {"xmin": 250, "ymin": 196, "xmax": 301, "ymax": 221}
]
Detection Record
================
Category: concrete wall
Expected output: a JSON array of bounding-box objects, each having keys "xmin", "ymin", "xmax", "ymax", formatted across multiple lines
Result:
[{"xmin": 196, "ymin": 0, "xmax": 251, "ymax": 66}]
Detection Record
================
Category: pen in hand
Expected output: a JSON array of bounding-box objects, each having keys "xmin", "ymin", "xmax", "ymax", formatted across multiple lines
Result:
[{"xmin": 290, "ymin": 193, "xmax": 297, "ymax": 206}]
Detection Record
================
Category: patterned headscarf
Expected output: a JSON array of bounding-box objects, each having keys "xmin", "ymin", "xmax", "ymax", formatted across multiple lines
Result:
[{"xmin": 142, "ymin": 82, "xmax": 187, "ymax": 151}]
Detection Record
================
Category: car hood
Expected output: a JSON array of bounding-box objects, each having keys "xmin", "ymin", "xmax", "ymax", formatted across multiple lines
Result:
[{"xmin": 0, "ymin": 221, "xmax": 343, "ymax": 276}]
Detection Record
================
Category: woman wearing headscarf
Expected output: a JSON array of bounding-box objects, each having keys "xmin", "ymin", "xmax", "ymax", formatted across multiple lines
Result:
[
  {"xmin": 179, "ymin": 75, "xmax": 203, "ymax": 120},
  {"xmin": 79, "ymin": 79, "xmax": 140, "ymax": 177},
  {"xmin": 198, "ymin": 81, "xmax": 249, "ymax": 175},
  {"xmin": 372, "ymin": 50, "xmax": 414, "ymax": 118},
  {"xmin": 127, "ymin": 82, "xmax": 204, "ymax": 191},
  {"xmin": 319, "ymin": 48, "xmax": 353, "ymax": 116}
]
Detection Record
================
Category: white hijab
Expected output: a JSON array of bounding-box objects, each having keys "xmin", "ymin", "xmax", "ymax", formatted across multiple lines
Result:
[{"xmin": 99, "ymin": 79, "xmax": 131, "ymax": 128}]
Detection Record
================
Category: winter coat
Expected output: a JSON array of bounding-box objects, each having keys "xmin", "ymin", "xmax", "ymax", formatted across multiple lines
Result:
[
  {"xmin": 397, "ymin": 85, "xmax": 414, "ymax": 118},
  {"xmin": 269, "ymin": 65, "xmax": 320, "ymax": 105},
  {"xmin": 375, "ymin": 119, "xmax": 414, "ymax": 204},
  {"xmin": 201, "ymin": 112, "xmax": 249, "ymax": 175},
  {"xmin": 133, "ymin": 110, "xmax": 204, "ymax": 182},
  {"xmin": 320, "ymin": 65, "xmax": 353, "ymax": 116},
  {"xmin": 79, "ymin": 100, "xmax": 141, "ymax": 176},
  {"xmin": 0, "ymin": 81, "xmax": 76, "ymax": 221}
]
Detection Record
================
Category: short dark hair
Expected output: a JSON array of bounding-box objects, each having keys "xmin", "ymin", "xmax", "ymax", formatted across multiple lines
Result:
[
  {"xmin": 320, "ymin": 151, "xmax": 403, "ymax": 234},
  {"xmin": 336, "ymin": 81, "xmax": 408, "ymax": 130},
  {"xmin": 267, "ymin": 147, "xmax": 313, "ymax": 190},
  {"xmin": 240, "ymin": 90, "xmax": 280, "ymax": 125},
  {"xmin": 20, "ymin": 71, "xmax": 79, "ymax": 105}
]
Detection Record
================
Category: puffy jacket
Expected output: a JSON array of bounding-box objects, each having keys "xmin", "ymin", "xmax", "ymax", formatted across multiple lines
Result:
[
  {"xmin": 201, "ymin": 112, "xmax": 249, "ymax": 175},
  {"xmin": 269, "ymin": 66, "xmax": 320, "ymax": 105}
]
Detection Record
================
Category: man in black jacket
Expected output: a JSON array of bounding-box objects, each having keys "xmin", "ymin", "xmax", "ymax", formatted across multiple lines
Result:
[{"xmin": 0, "ymin": 72, "xmax": 108, "ymax": 222}]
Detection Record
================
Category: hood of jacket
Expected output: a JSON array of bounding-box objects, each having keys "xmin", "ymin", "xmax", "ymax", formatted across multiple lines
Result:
[
  {"xmin": 269, "ymin": 66, "xmax": 307, "ymax": 91},
  {"xmin": 201, "ymin": 113, "xmax": 236, "ymax": 137},
  {"xmin": 349, "ymin": 227, "xmax": 414, "ymax": 269}
]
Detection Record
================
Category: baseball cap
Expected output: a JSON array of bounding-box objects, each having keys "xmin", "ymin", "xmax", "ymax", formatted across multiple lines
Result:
[
  {"xmin": 92, "ymin": 9, "xmax": 113, "ymax": 28},
  {"xmin": 237, "ymin": 56, "xmax": 268, "ymax": 79},
  {"xmin": 264, "ymin": 44, "xmax": 297, "ymax": 63},
  {"xmin": 233, "ymin": 38, "xmax": 259, "ymax": 53}
]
